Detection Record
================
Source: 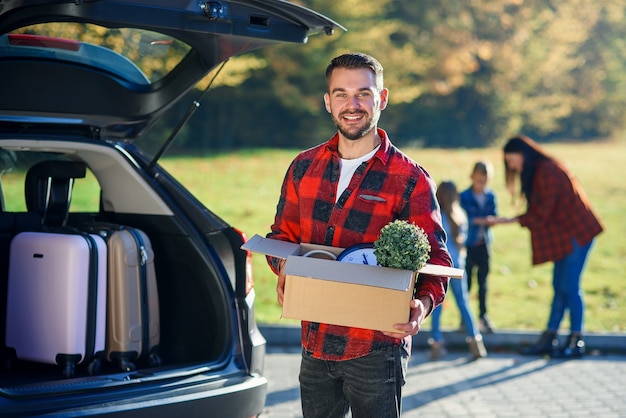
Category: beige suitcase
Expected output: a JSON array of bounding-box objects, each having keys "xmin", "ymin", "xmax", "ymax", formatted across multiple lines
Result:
[{"xmin": 88, "ymin": 224, "xmax": 161, "ymax": 371}]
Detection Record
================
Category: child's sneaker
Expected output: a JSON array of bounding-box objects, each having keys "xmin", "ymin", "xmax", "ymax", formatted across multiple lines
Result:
[
  {"xmin": 479, "ymin": 315, "xmax": 495, "ymax": 334},
  {"xmin": 428, "ymin": 339, "xmax": 448, "ymax": 360}
]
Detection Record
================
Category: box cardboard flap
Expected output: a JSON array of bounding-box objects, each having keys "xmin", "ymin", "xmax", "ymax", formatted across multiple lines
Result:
[
  {"xmin": 284, "ymin": 255, "xmax": 415, "ymax": 292},
  {"xmin": 242, "ymin": 234, "xmax": 464, "ymax": 278},
  {"xmin": 241, "ymin": 234, "xmax": 300, "ymax": 258},
  {"xmin": 418, "ymin": 263, "xmax": 464, "ymax": 278}
]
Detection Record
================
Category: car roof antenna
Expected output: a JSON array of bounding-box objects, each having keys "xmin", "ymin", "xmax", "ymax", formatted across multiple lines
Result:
[{"xmin": 148, "ymin": 59, "xmax": 228, "ymax": 170}]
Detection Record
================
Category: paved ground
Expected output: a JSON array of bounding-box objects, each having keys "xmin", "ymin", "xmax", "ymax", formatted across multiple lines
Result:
[{"xmin": 259, "ymin": 344, "xmax": 626, "ymax": 417}]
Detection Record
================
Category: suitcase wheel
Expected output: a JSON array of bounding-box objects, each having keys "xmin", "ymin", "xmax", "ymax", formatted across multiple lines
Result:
[
  {"xmin": 148, "ymin": 352, "xmax": 162, "ymax": 367},
  {"xmin": 87, "ymin": 358, "xmax": 102, "ymax": 376},
  {"xmin": 118, "ymin": 359, "xmax": 136, "ymax": 372},
  {"xmin": 63, "ymin": 363, "xmax": 75, "ymax": 378},
  {"xmin": 56, "ymin": 354, "xmax": 80, "ymax": 378}
]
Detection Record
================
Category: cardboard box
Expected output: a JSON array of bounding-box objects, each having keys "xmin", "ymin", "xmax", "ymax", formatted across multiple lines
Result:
[{"xmin": 241, "ymin": 234, "xmax": 464, "ymax": 333}]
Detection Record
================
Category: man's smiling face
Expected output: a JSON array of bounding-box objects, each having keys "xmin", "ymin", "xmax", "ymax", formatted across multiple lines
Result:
[{"xmin": 324, "ymin": 67, "xmax": 388, "ymax": 141}]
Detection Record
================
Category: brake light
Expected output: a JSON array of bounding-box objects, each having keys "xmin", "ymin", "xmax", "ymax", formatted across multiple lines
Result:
[
  {"xmin": 245, "ymin": 251, "xmax": 254, "ymax": 296},
  {"xmin": 8, "ymin": 34, "xmax": 80, "ymax": 51},
  {"xmin": 235, "ymin": 228, "xmax": 255, "ymax": 296}
]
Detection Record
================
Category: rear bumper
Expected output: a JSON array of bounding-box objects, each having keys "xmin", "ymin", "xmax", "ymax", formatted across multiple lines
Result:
[{"xmin": 3, "ymin": 374, "xmax": 268, "ymax": 417}]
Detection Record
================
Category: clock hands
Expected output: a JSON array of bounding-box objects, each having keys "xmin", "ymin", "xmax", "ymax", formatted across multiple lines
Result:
[{"xmin": 337, "ymin": 244, "xmax": 377, "ymax": 266}]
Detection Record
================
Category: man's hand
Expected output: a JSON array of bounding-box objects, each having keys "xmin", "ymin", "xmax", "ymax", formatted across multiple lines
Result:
[
  {"xmin": 276, "ymin": 260, "xmax": 286, "ymax": 306},
  {"xmin": 382, "ymin": 296, "xmax": 432, "ymax": 338}
]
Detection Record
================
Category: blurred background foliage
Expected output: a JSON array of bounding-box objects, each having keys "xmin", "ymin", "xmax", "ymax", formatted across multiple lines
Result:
[
  {"xmin": 162, "ymin": 0, "xmax": 626, "ymax": 151},
  {"xmin": 28, "ymin": 1, "xmax": 626, "ymax": 151}
]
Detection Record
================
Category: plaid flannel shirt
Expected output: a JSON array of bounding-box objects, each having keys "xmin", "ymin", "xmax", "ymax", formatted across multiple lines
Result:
[
  {"xmin": 267, "ymin": 129, "xmax": 451, "ymax": 361},
  {"xmin": 519, "ymin": 159, "xmax": 603, "ymax": 265}
]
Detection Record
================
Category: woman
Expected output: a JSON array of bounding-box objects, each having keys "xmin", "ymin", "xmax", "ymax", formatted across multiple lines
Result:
[
  {"xmin": 500, "ymin": 135, "xmax": 603, "ymax": 358},
  {"xmin": 430, "ymin": 180, "xmax": 487, "ymax": 360}
]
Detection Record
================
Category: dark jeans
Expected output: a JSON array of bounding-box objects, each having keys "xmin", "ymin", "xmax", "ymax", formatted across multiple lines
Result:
[
  {"xmin": 465, "ymin": 243, "xmax": 490, "ymax": 318},
  {"xmin": 299, "ymin": 345, "xmax": 408, "ymax": 418}
]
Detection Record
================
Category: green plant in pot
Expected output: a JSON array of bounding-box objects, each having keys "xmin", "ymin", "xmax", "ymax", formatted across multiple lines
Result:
[{"xmin": 373, "ymin": 220, "xmax": 431, "ymax": 271}]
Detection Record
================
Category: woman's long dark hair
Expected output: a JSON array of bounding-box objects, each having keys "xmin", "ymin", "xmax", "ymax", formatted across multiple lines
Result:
[
  {"xmin": 436, "ymin": 180, "xmax": 466, "ymax": 247},
  {"xmin": 503, "ymin": 135, "xmax": 551, "ymax": 201}
]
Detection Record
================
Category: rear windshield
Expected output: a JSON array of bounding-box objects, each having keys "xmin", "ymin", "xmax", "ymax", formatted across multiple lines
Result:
[
  {"xmin": 0, "ymin": 150, "xmax": 100, "ymax": 213},
  {"xmin": 10, "ymin": 23, "xmax": 191, "ymax": 83}
]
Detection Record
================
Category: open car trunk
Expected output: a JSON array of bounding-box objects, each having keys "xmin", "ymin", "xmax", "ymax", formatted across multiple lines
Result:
[{"xmin": 0, "ymin": 141, "xmax": 248, "ymax": 398}]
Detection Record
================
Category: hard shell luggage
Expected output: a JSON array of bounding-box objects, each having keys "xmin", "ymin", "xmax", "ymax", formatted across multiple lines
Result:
[
  {"xmin": 5, "ymin": 231, "xmax": 107, "ymax": 378},
  {"xmin": 88, "ymin": 224, "xmax": 161, "ymax": 371}
]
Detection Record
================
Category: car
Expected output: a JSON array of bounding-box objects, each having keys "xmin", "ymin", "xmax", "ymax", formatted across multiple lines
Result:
[{"xmin": 0, "ymin": 1, "xmax": 342, "ymax": 416}]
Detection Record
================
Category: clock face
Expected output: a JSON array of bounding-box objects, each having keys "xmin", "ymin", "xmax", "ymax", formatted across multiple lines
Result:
[{"xmin": 336, "ymin": 243, "xmax": 378, "ymax": 266}]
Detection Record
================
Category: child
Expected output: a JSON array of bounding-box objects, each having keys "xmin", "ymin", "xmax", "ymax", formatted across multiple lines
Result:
[
  {"xmin": 430, "ymin": 181, "xmax": 487, "ymax": 360},
  {"xmin": 459, "ymin": 161, "xmax": 498, "ymax": 333}
]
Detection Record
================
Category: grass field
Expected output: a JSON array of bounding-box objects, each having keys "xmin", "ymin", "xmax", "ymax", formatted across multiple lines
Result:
[
  {"xmin": 159, "ymin": 138, "xmax": 625, "ymax": 334},
  {"xmin": 4, "ymin": 139, "xmax": 622, "ymax": 333}
]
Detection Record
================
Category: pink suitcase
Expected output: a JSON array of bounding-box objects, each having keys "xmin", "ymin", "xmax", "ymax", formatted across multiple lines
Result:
[{"xmin": 5, "ymin": 231, "xmax": 107, "ymax": 378}]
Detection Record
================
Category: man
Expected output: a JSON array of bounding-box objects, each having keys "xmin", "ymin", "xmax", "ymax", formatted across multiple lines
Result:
[{"xmin": 267, "ymin": 52, "xmax": 451, "ymax": 417}]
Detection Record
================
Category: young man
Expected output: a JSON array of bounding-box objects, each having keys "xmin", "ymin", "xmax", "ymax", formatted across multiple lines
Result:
[{"xmin": 266, "ymin": 52, "xmax": 452, "ymax": 417}]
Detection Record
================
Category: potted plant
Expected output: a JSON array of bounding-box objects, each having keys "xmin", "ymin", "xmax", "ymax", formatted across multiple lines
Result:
[{"xmin": 373, "ymin": 220, "xmax": 431, "ymax": 271}]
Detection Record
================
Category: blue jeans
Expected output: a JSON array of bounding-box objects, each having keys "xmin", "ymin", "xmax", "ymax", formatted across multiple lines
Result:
[
  {"xmin": 547, "ymin": 239, "xmax": 593, "ymax": 333},
  {"xmin": 431, "ymin": 272, "xmax": 480, "ymax": 341},
  {"xmin": 299, "ymin": 345, "xmax": 408, "ymax": 418}
]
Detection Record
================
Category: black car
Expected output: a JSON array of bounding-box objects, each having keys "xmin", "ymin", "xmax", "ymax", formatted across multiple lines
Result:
[{"xmin": 0, "ymin": 1, "xmax": 342, "ymax": 416}]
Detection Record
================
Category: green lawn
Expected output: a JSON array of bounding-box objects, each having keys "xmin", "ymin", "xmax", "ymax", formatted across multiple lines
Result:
[
  {"xmin": 161, "ymin": 138, "xmax": 625, "ymax": 334},
  {"xmin": 4, "ymin": 140, "xmax": 621, "ymax": 333}
]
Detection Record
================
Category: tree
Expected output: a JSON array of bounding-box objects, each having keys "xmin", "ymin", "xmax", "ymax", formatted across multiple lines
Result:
[{"xmin": 20, "ymin": 2, "xmax": 626, "ymax": 150}]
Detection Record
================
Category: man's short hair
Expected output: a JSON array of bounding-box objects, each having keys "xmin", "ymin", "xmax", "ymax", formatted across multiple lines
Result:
[{"xmin": 325, "ymin": 52, "xmax": 384, "ymax": 91}]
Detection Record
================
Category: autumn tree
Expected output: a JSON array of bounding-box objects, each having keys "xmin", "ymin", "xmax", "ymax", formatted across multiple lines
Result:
[
  {"xmin": 248, "ymin": 0, "xmax": 626, "ymax": 147},
  {"xmin": 13, "ymin": 1, "xmax": 626, "ymax": 149}
]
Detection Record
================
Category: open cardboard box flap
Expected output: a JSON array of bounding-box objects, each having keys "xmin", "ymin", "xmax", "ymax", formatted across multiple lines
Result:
[{"xmin": 241, "ymin": 234, "xmax": 463, "ymax": 278}]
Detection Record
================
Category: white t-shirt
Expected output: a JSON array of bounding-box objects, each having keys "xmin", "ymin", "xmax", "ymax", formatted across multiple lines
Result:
[{"xmin": 336, "ymin": 146, "xmax": 380, "ymax": 203}]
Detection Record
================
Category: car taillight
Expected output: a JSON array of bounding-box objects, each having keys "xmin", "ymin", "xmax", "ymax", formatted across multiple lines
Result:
[
  {"xmin": 235, "ymin": 228, "xmax": 255, "ymax": 296},
  {"xmin": 244, "ymin": 250, "xmax": 254, "ymax": 296},
  {"xmin": 8, "ymin": 34, "xmax": 80, "ymax": 51}
]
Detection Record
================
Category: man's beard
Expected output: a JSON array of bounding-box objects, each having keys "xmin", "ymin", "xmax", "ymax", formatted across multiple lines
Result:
[{"xmin": 332, "ymin": 110, "xmax": 378, "ymax": 141}]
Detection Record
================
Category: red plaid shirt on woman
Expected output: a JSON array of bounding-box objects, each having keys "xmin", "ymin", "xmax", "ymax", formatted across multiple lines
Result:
[
  {"xmin": 267, "ymin": 129, "xmax": 451, "ymax": 361},
  {"xmin": 519, "ymin": 158, "xmax": 603, "ymax": 265}
]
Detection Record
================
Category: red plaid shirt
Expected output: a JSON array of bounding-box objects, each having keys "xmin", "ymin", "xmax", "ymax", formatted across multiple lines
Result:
[
  {"xmin": 267, "ymin": 129, "xmax": 451, "ymax": 361},
  {"xmin": 519, "ymin": 159, "xmax": 603, "ymax": 265}
]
